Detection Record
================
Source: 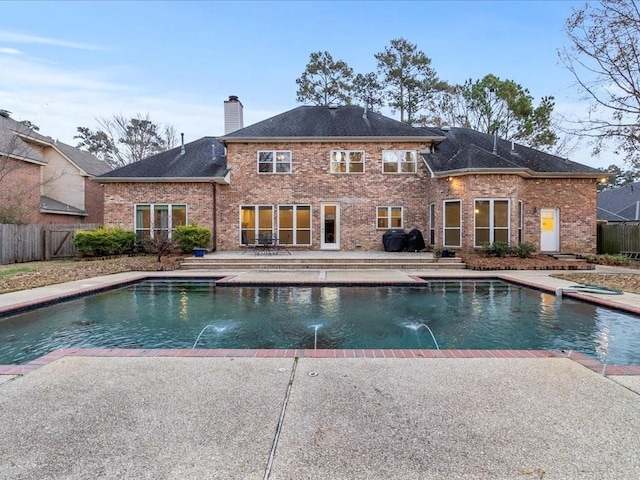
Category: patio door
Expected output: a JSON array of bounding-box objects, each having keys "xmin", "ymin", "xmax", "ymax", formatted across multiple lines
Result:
[
  {"xmin": 540, "ymin": 208, "xmax": 559, "ymax": 252},
  {"xmin": 321, "ymin": 203, "xmax": 340, "ymax": 250}
]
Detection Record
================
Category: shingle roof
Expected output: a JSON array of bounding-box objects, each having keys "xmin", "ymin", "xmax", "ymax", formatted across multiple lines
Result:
[
  {"xmin": 0, "ymin": 113, "xmax": 110, "ymax": 175},
  {"xmin": 98, "ymin": 137, "xmax": 228, "ymax": 180},
  {"xmin": 423, "ymin": 127, "xmax": 602, "ymax": 176},
  {"xmin": 597, "ymin": 181, "xmax": 640, "ymax": 221},
  {"xmin": 56, "ymin": 142, "xmax": 112, "ymax": 176},
  {"xmin": 40, "ymin": 195, "xmax": 86, "ymax": 215},
  {"xmin": 220, "ymin": 105, "xmax": 444, "ymax": 139}
]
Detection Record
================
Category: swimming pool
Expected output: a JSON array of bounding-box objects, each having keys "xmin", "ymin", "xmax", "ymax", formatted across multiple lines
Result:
[{"xmin": 1, "ymin": 279, "xmax": 639, "ymax": 365}]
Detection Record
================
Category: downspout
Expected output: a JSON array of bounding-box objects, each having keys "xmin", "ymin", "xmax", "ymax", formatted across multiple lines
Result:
[{"xmin": 212, "ymin": 183, "xmax": 217, "ymax": 251}]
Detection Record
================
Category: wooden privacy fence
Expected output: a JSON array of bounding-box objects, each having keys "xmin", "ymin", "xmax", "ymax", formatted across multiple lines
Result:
[
  {"xmin": 597, "ymin": 223, "xmax": 640, "ymax": 254},
  {"xmin": 0, "ymin": 224, "xmax": 101, "ymax": 264}
]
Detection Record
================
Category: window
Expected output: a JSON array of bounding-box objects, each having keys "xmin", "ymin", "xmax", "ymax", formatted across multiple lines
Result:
[
  {"xmin": 377, "ymin": 206, "xmax": 403, "ymax": 229},
  {"xmin": 518, "ymin": 201, "xmax": 524, "ymax": 244},
  {"xmin": 278, "ymin": 205, "xmax": 311, "ymax": 245},
  {"xmin": 443, "ymin": 200, "xmax": 461, "ymax": 247},
  {"xmin": 240, "ymin": 205, "xmax": 273, "ymax": 244},
  {"xmin": 382, "ymin": 150, "xmax": 417, "ymax": 173},
  {"xmin": 330, "ymin": 150, "xmax": 364, "ymax": 173},
  {"xmin": 135, "ymin": 204, "xmax": 186, "ymax": 240},
  {"xmin": 474, "ymin": 199, "xmax": 509, "ymax": 247},
  {"xmin": 428, "ymin": 203, "xmax": 435, "ymax": 245},
  {"xmin": 258, "ymin": 151, "xmax": 291, "ymax": 173}
]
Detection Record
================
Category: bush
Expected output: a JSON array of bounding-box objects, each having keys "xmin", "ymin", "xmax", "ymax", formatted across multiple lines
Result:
[
  {"xmin": 172, "ymin": 224, "xmax": 211, "ymax": 253},
  {"xmin": 584, "ymin": 254, "xmax": 631, "ymax": 266},
  {"xmin": 73, "ymin": 227, "xmax": 135, "ymax": 257},
  {"xmin": 481, "ymin": 241, "xmax": 511, "ymax": 258},
  {"xmin": 512, "ymin": 242, "xmax": 536, "ymax": 258}
]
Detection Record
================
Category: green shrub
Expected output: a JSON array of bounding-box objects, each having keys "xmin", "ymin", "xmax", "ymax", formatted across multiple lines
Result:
[
  {"xmin": 482, "ymin": 241, "xmax": 511, "ymax": 258},
  {"xmin": 585, "ymin": 254, "xmax": 631, "ymax": 266},
  {"xmin": 73, "ymin": 227, "xmax": 135, "ymax": 257},
  {"xmin": 512, "ymin": 242, "xmax": 536, "ymax": 258},
  {"xmin": 172, "ymin": 224, "xmax": 211, "ymax": 253}
]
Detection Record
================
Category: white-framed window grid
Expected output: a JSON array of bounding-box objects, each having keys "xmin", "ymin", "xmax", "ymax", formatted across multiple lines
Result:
[
  {"xmin": 382, "ymin": 150, "xmax": 417, "ymax": 173},
  {"xmin": 518, "ymin": 200, "xmax": 524, "ymax": 244},
  {"xmin": 134, "ymin": 204, "xmax": 187, "ymax": 240},
  {"xmin": 257, "ymin": 151, "xmax": 292, "ymax": 174},
  {"xmin": 278, "ymin": 205, "xmax": 312, "ymax": 246},
  {"xmin": 443, "ymin": 200, "xmax": 462, "ymax": 247},
  {"xmin": 376, "ymin": 206, "xmax": 403, "ymax": 229},
  {"xmin": 330, "ymin": 150, "xmax": 365, "ymax": 173},
  {"xmin": 474, "ymin": 199, "xmax": 510, "ymax": 247},
  {"xmin": 240, "ymin": 205, "xmax": 273, "ymax": 244}
]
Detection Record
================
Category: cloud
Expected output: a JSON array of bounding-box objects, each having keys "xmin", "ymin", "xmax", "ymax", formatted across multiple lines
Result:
[
  {"xmin": 0, "ymin": 30, "xmax": 105, "ymax": 51},
  {"xmin": 0, "ymin": 47, "xmax": 21, "ymax": 55}
]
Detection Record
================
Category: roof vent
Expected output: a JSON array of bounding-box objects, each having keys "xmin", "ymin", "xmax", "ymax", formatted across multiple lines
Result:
[
  {"xmin": 441, "ymin": 125, "xmax": 450, "ymax": 132},
  {"xmin": 180, "ymin": 133, "xmax": 185, "ymax": 155},
  {"xmin": 0, "ymin": 109, "xmax": 11, "ymax": 118},
  {"xmin": 492, "ymin": 130, "xmax": 498, "ymax": 155},
  {"xmin": 328, "ymin": 105, "xmax": 338, "ymax": 109}
]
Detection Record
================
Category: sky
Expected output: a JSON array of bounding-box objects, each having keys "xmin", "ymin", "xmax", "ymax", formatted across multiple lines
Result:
[{"xmin": 0, "ymin": 0, "xmax": 614, "ymax": 168}]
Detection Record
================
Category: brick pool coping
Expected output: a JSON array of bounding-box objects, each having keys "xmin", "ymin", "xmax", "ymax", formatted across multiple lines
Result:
[
  {"xmin": 2, "ymin": 347, "xmax": 639, "ymax": 377},
  {"xmin": 2, "ymin": 271, "xmax": 640, "ymax": 378}
]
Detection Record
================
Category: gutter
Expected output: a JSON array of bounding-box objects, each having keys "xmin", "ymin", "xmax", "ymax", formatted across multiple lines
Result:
[
  {"xmin": 218, "ymin": 135, "xmax": 447, "ymax": 144},
  {"xmin": 93, "ymin": 176, "xmax": 231, "ymax": 185},
  {"xmin": 432, "ymin": 168, "xmax": 606, "ymax": 180}
]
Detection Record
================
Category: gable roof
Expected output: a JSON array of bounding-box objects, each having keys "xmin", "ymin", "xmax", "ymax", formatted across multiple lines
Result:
[
  {"xmin": 97, "ymin": 136, "xmax": 229, "ymax": 183},
  {"xmin": 597, "ymin": 181, "xmax": 640, "ymax": 221},
  {"xmin": 219, "ymin": 105, "xmax": 445, "ymax": 141},
  {"xmin": 423, "ymin": 127, "xmax": 603, "ymax": 178},
  {"xmin": 0, "ymin": 112, "xmax": 110, "ymax": 175}
]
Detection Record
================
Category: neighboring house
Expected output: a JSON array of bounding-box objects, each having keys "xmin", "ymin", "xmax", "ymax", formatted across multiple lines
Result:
[
  {"xmin": 98, "ymin": 97, "xmax": 604, "ymax": 253},
  {"xmin": 597, "ymin": 181, "xmax": 640, "ymax": 223},
  {"xmin": 0, "ymin": 110, "xmax": 111, "ymax": 224}
]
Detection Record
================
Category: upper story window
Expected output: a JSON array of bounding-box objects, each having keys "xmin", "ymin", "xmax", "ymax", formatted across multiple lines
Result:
[
  {"xmin": 382, "ymin": 150, "xmax": 417, "ymax": 173},
  {"xmin": 330, "ymin": 150, "xmax": 364, "ymax": 173},
  {"xmin": 377, "ymin": 206, "xmax": 403, "ymax": 229},
  {"xmin": 258, "ymin": 151, "xmax": 291, "ymax": 173}
]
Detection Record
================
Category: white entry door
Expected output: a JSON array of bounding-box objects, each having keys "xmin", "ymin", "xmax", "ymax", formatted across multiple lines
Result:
[
  {"xmin": 321, "ymin": 203, "xmax": 340, "ymax": 250},
  {"xmin": 540, "ymin": 208, "xmax": 559, "ymax": 252}
]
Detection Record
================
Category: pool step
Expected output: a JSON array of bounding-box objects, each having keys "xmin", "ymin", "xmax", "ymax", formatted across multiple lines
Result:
[{"xmin": 180, "ymin": 255, "xmax": 465, "ymax": 270}]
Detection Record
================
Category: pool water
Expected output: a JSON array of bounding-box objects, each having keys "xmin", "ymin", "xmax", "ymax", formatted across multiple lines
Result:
[{"xmin": 1, "ymin": 280, "xmax": 640, "ymax": 365}]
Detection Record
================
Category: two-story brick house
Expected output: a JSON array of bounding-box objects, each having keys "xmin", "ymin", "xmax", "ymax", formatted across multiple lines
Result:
[
  {"xmin": 98, "ymin": 97, "xmax": 604, "ymax": 253},
  {"xmin": 0, "ymin": 110, "xmax": 111, "ymax": 224}
]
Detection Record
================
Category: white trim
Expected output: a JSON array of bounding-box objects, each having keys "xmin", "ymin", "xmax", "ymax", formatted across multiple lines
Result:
[
  {"xmin": 239, "ymin": 204, "xmax": 274, "ymax": 245},
  {"xmin": 473, "ymin": 198, "xmax": 511, "ymax": 247},
  {"xmin": 257, "ymin": 150, "xmax": 292, "ymax": 174},
  {"xmin": 443, "ymin": 199, "xmax": 462, "ymax": 247},
  {"xmin": 134, "ymin": 203, "xmax": 188, "ymax": 239},
  {"xmin": 321, "ymin": 203, "xmax": 340, "ymax": 250},
  {"xmin": 376, "ymin": 206, "xmax": 403, "ymax": 229},
  {"xmin": 382, "ymin": 150, "xmax": 418, "ymax": 174},
  {"xmin": 330, "ymin": 150, "xmax": 365, "ymax": 174},
  {"xmin": 277, "ymin": 204, "xmax": 312, "ymax": 246}
]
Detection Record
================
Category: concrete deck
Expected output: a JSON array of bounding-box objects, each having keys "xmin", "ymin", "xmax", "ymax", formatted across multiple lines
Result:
[{"xmin": 1, "ymin": 266, "xmax": 640, "ymax": 478}]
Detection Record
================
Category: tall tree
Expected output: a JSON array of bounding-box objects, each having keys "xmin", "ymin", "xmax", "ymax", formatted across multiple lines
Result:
[
  {"xmin": 295, "ymin": 51, "xmax": 353, "ymax": 106},
  {"xmin": 375, "ymin": 37, "xmax": 447, "ymax": 124},
  {"xmin": 560, "ymin": 0, "xmax": 640, "ymax": 167},
  {"xmin": 428, "ymin": 74, "xmax": 558, "ymax": 150},
  {"xmin": 75, "ymin": 114, "xmax": 177, "ymax": 169},
  {"xmin": 351, "ymin": 72, "xmax": 385, "ymax": 112}
]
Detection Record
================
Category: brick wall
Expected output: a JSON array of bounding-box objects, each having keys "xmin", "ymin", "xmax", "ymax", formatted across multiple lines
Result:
[
  {"xmin": 427, "ymin": 174, "xmax": 597, "ymax": 253},
  {"xmin": 216, "ymin": 141, "xmax": 432, "ymax": 251},
  {"xmin": 0, "ymin": 158, "xmax": 41, "ymax": 223},
  {"xmin": 103, "ymin": 182, "xmax": 215, "ymax": 245}
]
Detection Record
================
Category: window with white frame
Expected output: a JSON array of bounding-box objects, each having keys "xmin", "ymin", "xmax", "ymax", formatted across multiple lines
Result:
[
  {"xmin": 443, "ymin": 200, "xmax": 461, "ymax": 247},
  {"xmin": 330, "ymin": 150, "xmax": 364, "ymax": 173},
  {"xmin": 518, "ymin": 200, "xmax": 524, "ymax": 244},
  {"xmin": 474, "ymin": 199, "xmax": 509, "ymax": 247},
  {"xmin": 258, "ymin": 151, "xmax": 291, "ymax": 173},
  {"xmin": 429, "ymin": 203, "xmax": 435, "ymax": 245},
  {"xmin": 240, "ymin": 205, "xmax": 273, "ymax": 244},
  {"xmin": 382, "ymin": 150, "xmax": 417, "ymax": 173},
  {"xmin": 377, "ymin": 206, "xmax": 403, "ymax": 229},
  {"xmin": 278, "ymin": 205, "xmax": 311, "ymax": 245},
  {"xmin": 135, "ymin": 204, "xmax": 186, "ymax": 240}
]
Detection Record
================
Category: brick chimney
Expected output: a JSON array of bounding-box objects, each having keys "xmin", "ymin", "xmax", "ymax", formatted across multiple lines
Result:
[{"xmin": 224, "ymin": 95, "xmax": 243, "ymax": 134}]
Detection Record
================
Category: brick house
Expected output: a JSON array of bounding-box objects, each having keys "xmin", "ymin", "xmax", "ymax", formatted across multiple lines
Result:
[
  {"xmin": 98, "ymin": 97, "xmax": 603, "ymax": 253},
  {"xmin": 0, "ymin": 110, "xmax": 111, "ymax": 224}
]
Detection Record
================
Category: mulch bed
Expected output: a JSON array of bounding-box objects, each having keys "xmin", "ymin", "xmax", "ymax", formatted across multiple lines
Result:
[{"xmin": 461, "ymin": 255, "xmax": 595, "ymax": 271}]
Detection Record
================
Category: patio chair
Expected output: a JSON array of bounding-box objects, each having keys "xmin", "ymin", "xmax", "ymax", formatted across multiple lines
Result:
[
  {"xmin": 274, "ymin": 233, "xmax": 292, "ymax": 255},
  {"xmin": 241, "ymin": 232, "xmax": 255, "ymax": 255}
]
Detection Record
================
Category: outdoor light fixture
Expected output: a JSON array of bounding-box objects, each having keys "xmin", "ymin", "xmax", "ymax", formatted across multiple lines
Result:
[{"xmin": 446, "ymin": 176, "xmax": 453, "ymax": 182}]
